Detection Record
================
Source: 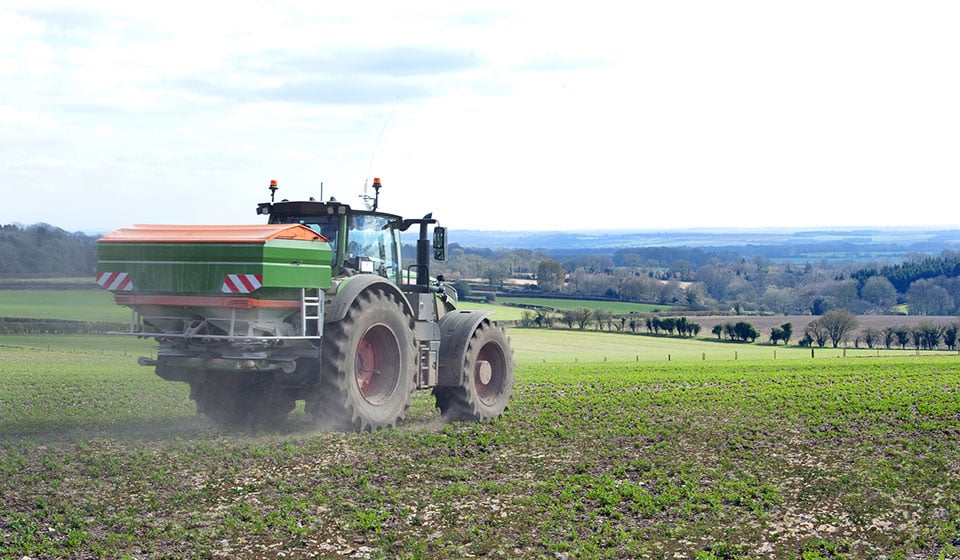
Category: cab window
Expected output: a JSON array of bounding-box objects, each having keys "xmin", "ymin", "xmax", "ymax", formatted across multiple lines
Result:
[{"xmin": 346, "ymin": 214, "xmax": 399, "ymax": 281}]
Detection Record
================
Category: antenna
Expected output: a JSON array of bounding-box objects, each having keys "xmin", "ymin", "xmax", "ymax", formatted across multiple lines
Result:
[{"xmin": 365, "ymin": 97, "xmax": 399, "ymax": 181}]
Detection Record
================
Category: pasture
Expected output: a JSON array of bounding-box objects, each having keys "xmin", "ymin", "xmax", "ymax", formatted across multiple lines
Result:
[
  {"xmin": 1, "ymin": 332, "xmax": 959, "ymax": 559},
  {"xmin": 0, "ymin": 289, "xmax": 130, "ymax": 323},
  {"xmin": 2, "ymin": 288, "xmax": 959, "ymax": 558}
]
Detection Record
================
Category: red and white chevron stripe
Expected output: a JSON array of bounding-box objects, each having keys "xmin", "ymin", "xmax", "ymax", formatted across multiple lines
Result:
[
  {"xmin": 96, "ymin": 271, "xmax": 134, "ymax": 291},
  {"xmin": 221, "ymin": 274, "xmax": 263, "ymax": 294}
]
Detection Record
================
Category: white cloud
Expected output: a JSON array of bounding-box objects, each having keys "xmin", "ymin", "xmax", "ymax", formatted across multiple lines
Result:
[{"xmin": 1, "ymin": 1, "xmax": 959, "ymax": 233}]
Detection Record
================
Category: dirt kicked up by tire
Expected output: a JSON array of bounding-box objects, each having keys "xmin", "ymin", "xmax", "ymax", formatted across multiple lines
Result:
[
  {"xmin": 434, "ymin": 319, "xmax": 515, "ymax": 422},
  {"xmin": 306, "ymin": 287, "xmax": 416, "ymax": 431},
  {"xmin": 190, "ymin": 372, "xmax": 296, "ymax": 429}
]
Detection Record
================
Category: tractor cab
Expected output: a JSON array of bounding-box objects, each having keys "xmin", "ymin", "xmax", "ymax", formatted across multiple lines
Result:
[
  {"xmin": 258, "ymin": 198, "xmax": 403, "ymax": 283},
  {"xmin": 255, "ymin": 178, "xmax": 447, "ymax": 292}
]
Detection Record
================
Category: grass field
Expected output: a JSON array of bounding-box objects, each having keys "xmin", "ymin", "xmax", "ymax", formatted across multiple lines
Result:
[
  {"xmin": 2, "ymin": 287, "xmax": 959, "ymax": 558},
  {"xmin": 507, "ymin": 328, "xmax": 954, "ymax": 364},
  {"xmin": 1, "ymin": 334, "xmax": 959, "ymax": 559},
  {"xmin": 0, "ymin": 290, "xmax": 130, "ymax": 322}
]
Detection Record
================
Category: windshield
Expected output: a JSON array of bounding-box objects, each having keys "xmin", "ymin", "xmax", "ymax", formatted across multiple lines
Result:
[{"xmin": 347, "ymin": 214, "xmax": 400, "ymax": 281}]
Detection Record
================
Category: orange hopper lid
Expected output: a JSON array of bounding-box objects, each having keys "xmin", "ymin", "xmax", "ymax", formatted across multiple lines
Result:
[{"xmin": 99, "ymin": 224, "xmax": 327, "ymax": 243}]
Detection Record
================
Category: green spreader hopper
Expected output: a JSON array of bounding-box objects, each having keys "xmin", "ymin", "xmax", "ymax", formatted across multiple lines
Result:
[{"xmin": 97, "ymin": 223, "xmax": 332, "ymax": 339}]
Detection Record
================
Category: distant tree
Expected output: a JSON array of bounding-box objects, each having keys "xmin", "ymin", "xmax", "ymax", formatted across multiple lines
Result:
[
  {"xmin": 860, "ymin": 276, "xmax": 898, "ymax": 312},
  {"xmin": 882, "ymin": 326, "xmax": 897, "ymax": 349},
  {"xmin": 519, "ymin": 310, "xmax": 536, "ymax": 328},
  {"xmin": 780, "ymin": 323, "xmax": 793, "ymax": 345},
  {"xmin": 593, "ymin": 308, "xmax": 613, "ymax": 331},
  {"xmin": 535, "ymin": 308, "xmax": 554, "ymax": 328},
  {"xmin": 894, "ymin": 326, "xmax": 911, "ymax": 349},
  {"xmin": 918, "ymin": 323, "xmax": 944, "ymax": 350},
  {"xmin": 814, "ymin": 309, "xmax": 858, "ymax": 347},
  {"xmin": 573, "ymin": 307, "xmax": 593, "ymax": 330},
  {"xmin": 761, "ymin": 286, "xmax": 800, "ymax": 315},
  {"xmin": 711, "ymin": 324, "xmax": 723, "ymax": 340},
  {"xmin": 537, "ymin": 259, "xmax": 565, "ymax": 292},
  {"xmin": 861, "ymin": 327, "xmax": 881, "ymax": 349},
  {"xmin": 906, "ymin": 279, "xmax": 954, "ymax": 315},
  {"xmin": 944, "ymin": 324, "xmax": 959, "ymax": 350},
  {"xmin": 770, "ymin": 327, "xmax": 785, "ymax": 345},
  {"xmin": 804, "ymin": 319, "xmax": 828, "ymax": 348},
  {"xmin": 484, "ymin": 264, "xmax": 507, "ymax": 289},
  {"xmin": 733, "ymin": 321, "xmax": 759, "ymax": 343},
  {"xmin": 452, "ymin": 280, "xmax": 472, "ymax": 299},
  {"xmin": 911, "ymin": 328, "xmax": 923, "ymax": 350}
]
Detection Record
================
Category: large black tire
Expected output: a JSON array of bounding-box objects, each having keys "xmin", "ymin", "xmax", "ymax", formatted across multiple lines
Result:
[
  {"xmin": 306, "ymin": 287, "xmax": 415, "ymax": 431},
  {"xmin": 190, "ymin": 373, "xmax": 296, "ymax": 429},
  {"xmin": 434, "ymin": 320, "xmax": 514, "ymax": 422}
]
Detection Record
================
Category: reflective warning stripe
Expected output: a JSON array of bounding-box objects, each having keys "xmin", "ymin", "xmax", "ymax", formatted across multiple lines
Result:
[
  {"xmin": 221, "ymin": 274, "xmax": 263, "ymax": 294},
  {"xmin": 96, "ymin": 271, "xmax": 134, "ymax": 291}
]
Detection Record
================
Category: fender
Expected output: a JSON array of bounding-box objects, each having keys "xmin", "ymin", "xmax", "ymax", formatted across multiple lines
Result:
[
  {"xmin": 436, "ymin": 309, "xmax": 493, "ymax": 386},
  {"xmin": 324, "ymin": 275, "xmax": 416, "ymax": 323}
]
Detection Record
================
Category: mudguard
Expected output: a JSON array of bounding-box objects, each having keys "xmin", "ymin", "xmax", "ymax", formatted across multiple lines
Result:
[
  {"xmin": 436, "ymin": 309, "xmax": 493, "ymax": 386},
  {"xmin": 324, "ymin": 275, "xmax": 416, "ymax": 324}
]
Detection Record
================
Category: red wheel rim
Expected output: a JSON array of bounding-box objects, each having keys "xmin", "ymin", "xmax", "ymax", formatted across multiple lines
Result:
[
  {"xmin": 474, "ymin": 341, "xmax": 506, "ymax": 405},
  {"xmin": 355, "ymin": 324, "xmax": 401, "ymax": 405}
]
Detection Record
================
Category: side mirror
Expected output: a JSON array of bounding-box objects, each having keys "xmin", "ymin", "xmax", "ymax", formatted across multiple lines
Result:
[{"xmin": 433, "ymin": 226, "xmax": 447, "ymax": 261}]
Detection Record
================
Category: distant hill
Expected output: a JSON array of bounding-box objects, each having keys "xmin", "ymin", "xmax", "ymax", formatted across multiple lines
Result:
[{"xmin": 444, "ymin": 227, "xmax": 960, "ymax": 263}]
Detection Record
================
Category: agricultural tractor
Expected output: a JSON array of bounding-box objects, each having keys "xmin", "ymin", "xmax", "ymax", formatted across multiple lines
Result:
[{"xmin": 96, "ymin": 179, "xmax": 514, "ymax": 430}]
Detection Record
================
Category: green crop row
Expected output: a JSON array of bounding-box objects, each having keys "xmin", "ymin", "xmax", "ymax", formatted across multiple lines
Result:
[
  {"xmin": 1, "ymin": 338, "xmax": 958, "ymax": 559},
  {"xmin": 0, "ymin": 289, "xmax": 131, "ymax": 322}
]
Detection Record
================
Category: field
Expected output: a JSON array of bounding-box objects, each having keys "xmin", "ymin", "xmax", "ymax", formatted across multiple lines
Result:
[
  {"xmin": 0, "ymin": 289, "xmax": 130, "ymax": 323},
  {"xmin": 2, "ymin": 288, "xmax": 959, "ymax": 558},
  {"xmin": 1, "ymin": 333, "xmax": 959, "ymax": 559}
]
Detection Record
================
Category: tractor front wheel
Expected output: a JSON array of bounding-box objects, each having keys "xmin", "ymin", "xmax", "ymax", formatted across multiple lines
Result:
[{"xmin": 434, "ymin": 320, "xmax": 514, "ymax": 422}]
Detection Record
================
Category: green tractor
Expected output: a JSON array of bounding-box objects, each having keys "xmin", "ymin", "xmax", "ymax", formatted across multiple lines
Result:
[{"xmin": 96, "ymin": 179, "xmax": 514, "ymax": 429}]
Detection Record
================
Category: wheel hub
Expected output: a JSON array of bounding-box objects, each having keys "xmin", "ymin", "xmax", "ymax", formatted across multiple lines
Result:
[
  {"xmin": 476, "ymin": 360, "xmax": 493, "ymax": 385},
  {"xmin": 354, "ymin": 324, "xmax": 401, "ymax": 405}
]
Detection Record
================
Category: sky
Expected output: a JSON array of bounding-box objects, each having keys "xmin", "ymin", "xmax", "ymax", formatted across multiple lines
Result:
[{"xmin": 1, "ymin": 1, "xmax": 959, "ymax": 234}]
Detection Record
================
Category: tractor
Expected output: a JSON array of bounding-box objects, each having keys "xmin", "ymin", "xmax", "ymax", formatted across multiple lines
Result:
[{"xmin": 96, "ymin": 179, "xmax": 514, "ymax": 429}]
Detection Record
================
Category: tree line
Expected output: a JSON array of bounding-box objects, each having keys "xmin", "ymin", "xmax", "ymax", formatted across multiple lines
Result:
[
  {"xmin": 6, "ymin": 221, "xmax": 960, "ymax": 320},
  {"xmin": 436, "ymin": 244, "xmax": 960, "ymax": 317},
  {"xmin": 0, "ymin": 224, "xmax": 98, "ymax": 277}
]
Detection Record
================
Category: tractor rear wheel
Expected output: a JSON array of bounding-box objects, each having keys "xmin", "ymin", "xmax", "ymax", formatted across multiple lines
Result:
[
  {"xmin": 434, "ymin": 320, "xmax": 514, "ymax": 421},
  {"xmin": 190, "ymin": 373, "xmax": 296, "ymax": 428},
  {"xmin": 307, "ymin": 288, "xmax": 415, "ymax": 431}
]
